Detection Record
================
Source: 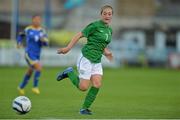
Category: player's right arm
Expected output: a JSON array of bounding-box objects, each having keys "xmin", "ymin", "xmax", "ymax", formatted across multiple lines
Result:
[
  {"xmin": 16, "ymin": 31, "xmax": 26, "ymax": 49},
  {"xmin": 57, "ymin": 32, "xmax": 83, "ymax": 54},
  {"xmin": 57, "ymin": 22, "xmax": 95, "ymax": 54}
]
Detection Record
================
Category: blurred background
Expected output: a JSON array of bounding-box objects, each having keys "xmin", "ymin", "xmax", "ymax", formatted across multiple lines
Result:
[{"xmin": 0, "ymin": 0, "xmax": 180, "ymax": 68}]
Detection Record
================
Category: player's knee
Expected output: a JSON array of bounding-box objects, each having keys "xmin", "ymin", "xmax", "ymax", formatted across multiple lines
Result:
[
  {"xmin": 91, "ymin": 75, "xmax": 102, "ymax": 88},
  {"xmin": 29, "ymin": 70, "xmax": 33, "ymax": 75},
  {"xmin": 27, "ymin": 69, "xmax": 33, "ymax": 75},
  {"xmin": 92, "ymin": 81, "xmax": 102, "ymax": 88},
  {"xmin": 79, "ymin": 84, "xmax": 89, "ymax": 91},
  {"xmin": 38, "ymin": 66, "xmax": 42, "ymax": 71},
  {"xmin": 33, "ymin": 62, "xmax": 42, "ymax": 71},
  {"xmin": 35, "ymin": 66, "xmax": 42, "ymax": 71}
]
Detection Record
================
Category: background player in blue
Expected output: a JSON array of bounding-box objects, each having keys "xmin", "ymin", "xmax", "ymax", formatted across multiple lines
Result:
[{"xmin": 17, "ymin": 15, "xmax": 49, "ymax": 95}]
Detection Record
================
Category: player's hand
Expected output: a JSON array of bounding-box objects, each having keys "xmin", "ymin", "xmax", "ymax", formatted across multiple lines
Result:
[
  {"xmin": 17, "ymin": 44, "xmax": 23, "ymax": 49},
  {"xmin": 40, "ymin": 37, "xmax": 49, "ymax": 42},
  {"xmin": 104, "ymin": 48, "xmax": 113, "ymax": 62},
  {"xmin": 57, "ymin": 47, "xmax": 70, "ymax": 54},
  {"xmin": 105, "ymin": 52, "xmax": 113, "ymax": 62}
]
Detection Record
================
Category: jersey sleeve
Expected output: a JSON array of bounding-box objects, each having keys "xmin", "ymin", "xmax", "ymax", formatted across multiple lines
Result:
[
  {"xmin": 16, "ymin": 30, "xmax": 26, "ymax": 44},
  {"xmin": 40, "ymin": 29, "xmax": 48, "ymax": 38},
  {"xmin": 17, "ymin": 26, "xmax": 31, "ymax": 44},
  {"xmin": 81, "ymin": 22, "xmax": 96, "ymax": 38},
  {"xmin": 40, "ymin": 29, "xmax": 49, "ymax": 46}
]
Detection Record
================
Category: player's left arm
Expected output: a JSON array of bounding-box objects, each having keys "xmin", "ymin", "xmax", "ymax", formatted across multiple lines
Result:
[
  {"xmin": 104, "ymin": 47, "xmax": 113, "ymax": 61},
  {"xmin": 40, "ymin": 29, "xmax": 49, "ymax": 46}
]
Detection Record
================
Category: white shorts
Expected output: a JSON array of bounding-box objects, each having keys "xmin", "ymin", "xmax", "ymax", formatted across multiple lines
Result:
[{"xmin": 77, "ymin": 53, "xmax": 103, "ymax": 80}]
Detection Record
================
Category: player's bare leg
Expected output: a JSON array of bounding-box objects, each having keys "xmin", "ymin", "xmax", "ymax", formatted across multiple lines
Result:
[{"xmin": 79, "ymin": 79, "xmax": 90, "ymax": 91}]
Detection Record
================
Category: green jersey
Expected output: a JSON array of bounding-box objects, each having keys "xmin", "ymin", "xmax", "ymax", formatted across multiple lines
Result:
[{"xmin": 81, "ymin": 20, "xmax": 112, "ymax": 63}]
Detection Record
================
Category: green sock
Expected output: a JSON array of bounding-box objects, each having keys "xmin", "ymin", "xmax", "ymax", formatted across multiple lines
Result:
[
  {"xmin": 82, "ymin": 86, "xmax": 99, "ymax": 109},
  {"xmin": 67, "ymin": 71, "xmax": 79, "ymax": 88}
]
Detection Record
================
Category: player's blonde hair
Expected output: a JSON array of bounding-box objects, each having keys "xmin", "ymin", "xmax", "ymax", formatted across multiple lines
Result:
[{"xmin": 100, "ymin": 5, "xmax": 113, "ymax": 15}]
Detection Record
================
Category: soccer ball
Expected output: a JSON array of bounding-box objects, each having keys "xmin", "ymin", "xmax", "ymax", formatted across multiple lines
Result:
[{"xmin": 12, "ymin": 96, "xmax": 31, "ymax": 114}]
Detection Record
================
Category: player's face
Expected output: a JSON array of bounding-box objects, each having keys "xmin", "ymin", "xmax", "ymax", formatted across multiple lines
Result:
[
  {"xmin": 32, "ymin": 16, "xmax": 42, "ymax": 27},
  {"xmin": 101, "ymin": 8, "xmax": 113, "ymax": 24}
]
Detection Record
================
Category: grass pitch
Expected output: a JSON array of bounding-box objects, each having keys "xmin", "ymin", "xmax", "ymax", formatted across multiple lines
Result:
[{"xmin": 0, "ymin": 67, "xmax": 180, "ymax": 119}]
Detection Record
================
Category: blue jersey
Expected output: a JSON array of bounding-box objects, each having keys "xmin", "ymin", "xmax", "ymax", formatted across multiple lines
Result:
[{"xmin": 17, "ymin": 25, "xmax": 49, "ymax": 57}]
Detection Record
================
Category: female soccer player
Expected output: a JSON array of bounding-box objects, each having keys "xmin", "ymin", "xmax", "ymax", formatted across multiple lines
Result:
[
  {"xmin": 57, "ymin": 5, "xmax": 113, "ymax": 115},
  {"xmin": 17, "ymin": 15, "xmax": 49, "ymax": 95}
]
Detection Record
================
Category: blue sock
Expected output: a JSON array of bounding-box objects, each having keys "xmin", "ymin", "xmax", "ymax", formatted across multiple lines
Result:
[
  {"xmin": 19, "ymin": 74, "xmax": 31, "ymax": 89},
  {"xmin": 33, "ymin": 71, "xmax": 41, "ymax": 87}
]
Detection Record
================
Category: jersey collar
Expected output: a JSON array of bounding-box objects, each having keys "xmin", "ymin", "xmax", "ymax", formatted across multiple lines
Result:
[
  {"xmin": 99, "ymin": 20, "xmax": 109, "ymax": 27},
  {"xmin": 30, "ymin": 25, "xmax": 42, "ymax": 30}
]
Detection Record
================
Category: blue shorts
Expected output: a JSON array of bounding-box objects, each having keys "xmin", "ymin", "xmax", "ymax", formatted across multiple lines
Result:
[{"xmin": 25, "ymin": 52, "xmax": 40, "ymax": 67}]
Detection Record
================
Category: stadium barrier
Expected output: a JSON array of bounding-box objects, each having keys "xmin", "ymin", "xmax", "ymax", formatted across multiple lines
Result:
[{"xmin": 0, "ymin": 48, "xmax": 119, "ymax": 67}]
